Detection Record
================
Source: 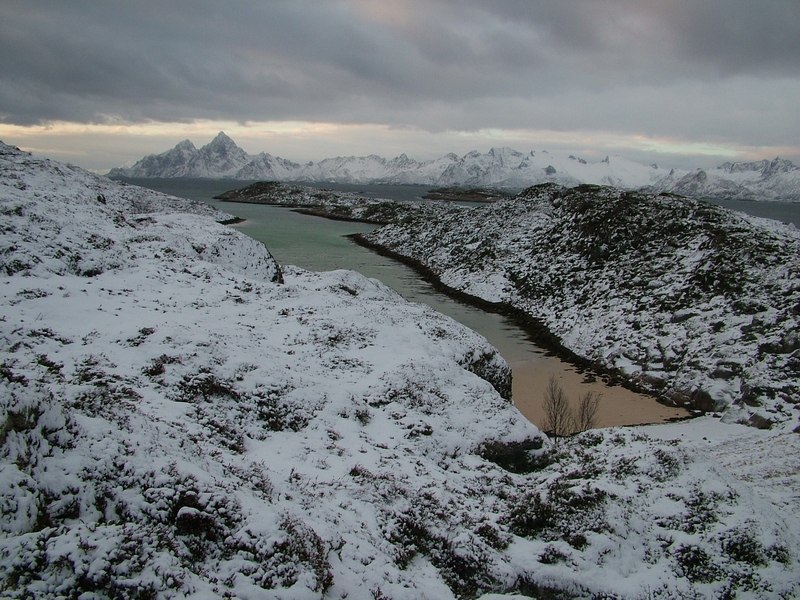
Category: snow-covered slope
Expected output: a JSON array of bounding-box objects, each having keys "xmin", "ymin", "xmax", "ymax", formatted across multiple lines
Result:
[
  {"xmin": 108, "ymin": 132, "xmax": 251, "ymax": 179},
  {"xmin": 215, "ymin": 180, "xmax": 800, "ymax": 430},
  {"xmin": 360, "ymin": 185, "xmax": 800, "ymax": 430},
  {"xmin": 5, "ymin": 143, "xmax": 800, "ymax": 598},
  {"xmin": 646, "ymin": 158, "xmax": 800, "ymax": 201},
  {"xmin": 113, "ymin": 138, "xmax": 199, "ymax": 178},
  {"xmin": 235, "ymin": 151, "xmax": 302, "ymax": 181}
]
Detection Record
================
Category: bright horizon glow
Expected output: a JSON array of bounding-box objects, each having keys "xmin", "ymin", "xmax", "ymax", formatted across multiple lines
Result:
[{"xmin": 2, "ymin": 120, "xmax": 797, "ymax": 174}]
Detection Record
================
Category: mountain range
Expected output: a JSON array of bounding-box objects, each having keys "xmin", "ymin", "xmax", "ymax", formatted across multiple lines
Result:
[{"xmin": 108, "ymin": 132, "xmax": 800, "ymax": 201}]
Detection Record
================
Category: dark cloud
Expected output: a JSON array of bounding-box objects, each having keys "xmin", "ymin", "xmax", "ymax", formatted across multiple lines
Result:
[
  {"xmin": 452, "ymin": 1, "xmax": 800, "ymax": 78},
  {"xmin": 0, "ymin": 0, "xmax": 798, "ymax": 163},
  {"xmin": 660, "ymin": 1, "xmax": 800, "ymax": 76}
]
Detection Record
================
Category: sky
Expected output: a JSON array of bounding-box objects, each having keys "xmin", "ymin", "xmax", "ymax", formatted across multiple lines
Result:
[{"xmin": 1, "ymin": 0, "xmax": 799, "ymax": 173}]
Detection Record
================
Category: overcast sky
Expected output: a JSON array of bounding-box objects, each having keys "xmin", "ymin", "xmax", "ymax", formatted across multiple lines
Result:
[{"xmin": 1, "ymin": 0, "xmax": 799, "ymax": 172}]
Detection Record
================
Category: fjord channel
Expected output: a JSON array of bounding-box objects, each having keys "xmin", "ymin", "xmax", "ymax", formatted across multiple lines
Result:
[{"xmin": 123, "ymin": 178, "xmax": 690, "ymax": 430}]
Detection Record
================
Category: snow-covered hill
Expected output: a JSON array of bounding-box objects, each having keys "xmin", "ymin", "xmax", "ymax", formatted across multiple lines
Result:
[
  {"xmin": 217, "ymin": 181, "xmax": 800, "ymax": 431},
  {"xmin": 108, "ymin": 133, "xmax": 800, "ymax": 200},
  {"xmin": 362, "ymin": 185, "xmax": 800, "ymax": 429},
  {"xmin": 4, "ymin": 143, "xmax": 800, "ymax": 598}
]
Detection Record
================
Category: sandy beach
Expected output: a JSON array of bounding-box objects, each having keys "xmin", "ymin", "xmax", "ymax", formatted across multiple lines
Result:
[{"xmin": 510, "ymin": 354, "xmax": 691, "ymax": 431}]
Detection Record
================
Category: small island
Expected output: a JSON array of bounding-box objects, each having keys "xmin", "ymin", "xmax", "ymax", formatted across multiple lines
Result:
[{"xmin": 422, "ymin": 187, "xmax": 514, "ymax": 203}]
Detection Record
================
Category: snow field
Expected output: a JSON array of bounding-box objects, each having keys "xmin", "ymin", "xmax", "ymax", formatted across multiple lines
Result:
[{"xmin": 1, "ymin": 143, "xmax": 799, "ymax": 598}]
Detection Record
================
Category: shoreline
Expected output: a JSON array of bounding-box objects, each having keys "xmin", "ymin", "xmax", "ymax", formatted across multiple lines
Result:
[
  {"xmin": 221, "ymin": 199, "xmax": 695, "ymax": 428},
  {"xmin": 511, "ymin": 358, "xmax": 690, "ymax": 430},
  {"xmin": 218, "ymin": 216, "xmax": 246, "ymax": 225},
  {"xmin": 347, "ymin": 232, "xmax": 697, "ymax": 418}
]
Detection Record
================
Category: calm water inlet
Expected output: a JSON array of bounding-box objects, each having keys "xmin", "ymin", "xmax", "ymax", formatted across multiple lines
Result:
[{"xmin": 123, "ymin": 179, "xmax": 709, "ymax": 428}]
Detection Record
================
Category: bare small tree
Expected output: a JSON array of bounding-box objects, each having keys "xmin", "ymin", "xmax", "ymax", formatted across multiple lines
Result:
[
  {"xmin": 543, "ymin": 375, "xmax": 573, "ymax": 438},
  {"xmin": 542, "ymin": 376, "xmax": 603, "ymax": 438},
  {"xmin": 575, "ymin": 391, "xmax": 602, "ymax": 433}
]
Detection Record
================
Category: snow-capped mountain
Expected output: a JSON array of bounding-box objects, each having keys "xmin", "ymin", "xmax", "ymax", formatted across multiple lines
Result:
[
  {"xmin": 106, "ymin": 133, "xmax": 674, "ymax": 189},
  {"xmin": 112, "ymin": 138, "xmax": 199, "ymax": 178},
  {"xmin": 108, "ymin": 133, "xmax": 678, "ymax": 189},
  {"xmin": 645, "ymin": 157, "xmax": 800, "ymax": 201},
  {"xmin": 109, "ymin": 133, "xmax": 800, "ymax": 200},
  {"xmin": 183, "ymin": 130, "xmax": 251, "ymax": 177}
]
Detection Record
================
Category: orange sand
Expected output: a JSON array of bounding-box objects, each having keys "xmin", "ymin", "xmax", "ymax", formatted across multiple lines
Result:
[{"xmin": 510, "ymin": 355, "xmax": 690, "ymax": 431}]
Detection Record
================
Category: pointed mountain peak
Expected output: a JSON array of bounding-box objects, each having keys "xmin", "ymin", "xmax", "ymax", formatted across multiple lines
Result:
[
  {"xmin": 763, "ymin": 157, "xmax": 798, "ymax": 176},
  {"xmin": 197, "ymin": 132, "xmax": 248, "ymax": 159},
  {"xmin": 206, "ymin": 131, "xmax": 238, "ymax": 148},
  {"xmin": 175, "ymin": 139, "xmax": 197, "ymax": 151},
  {"xmin": 388, "ymin": 153, "xmax": 418, "ymax": 167}
]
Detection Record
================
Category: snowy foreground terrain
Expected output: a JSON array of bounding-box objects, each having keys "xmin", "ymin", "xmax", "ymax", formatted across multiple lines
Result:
[{"xmin": 2, "ymin": 143, "xmax": 800, "ymax": 598}]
